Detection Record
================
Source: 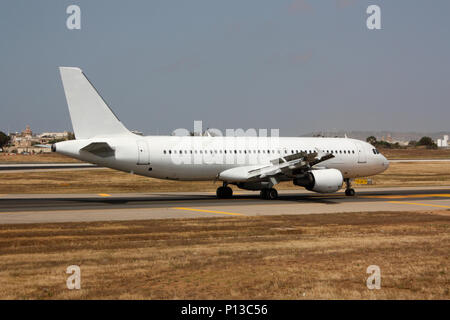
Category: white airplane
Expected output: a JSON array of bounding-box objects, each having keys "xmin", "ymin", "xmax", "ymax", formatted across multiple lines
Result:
[{"xmin": 53, "ymin": 67, "xmax": 389, "ymax": 200}]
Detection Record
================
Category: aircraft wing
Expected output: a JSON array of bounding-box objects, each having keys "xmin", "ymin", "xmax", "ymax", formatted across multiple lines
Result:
[
  {"xmin": 219, "ymin": 149, "xmax": 335, "ymax": 182},
  {"xmin": 247, "ymin": 151, "xmax": 334, "ymax": 180}
]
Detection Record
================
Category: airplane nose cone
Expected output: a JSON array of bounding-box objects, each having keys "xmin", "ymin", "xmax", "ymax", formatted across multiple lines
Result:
[{"xmin": 383, "ymin": 156, "xmax": 389, "ymax": 169}]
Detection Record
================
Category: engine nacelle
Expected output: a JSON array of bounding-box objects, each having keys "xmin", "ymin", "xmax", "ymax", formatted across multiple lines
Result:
[{"xmin": 293, "ymin": 168, "xmax": 343, "ymax": 193}]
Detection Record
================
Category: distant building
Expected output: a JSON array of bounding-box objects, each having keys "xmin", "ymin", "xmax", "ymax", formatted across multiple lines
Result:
[
  {"xmin": 38, "ymin": 131, "xmax": 70, "ymax": 143},
  {"xmin": 437, "ymin": 135, "xmax": 449, "ymax": 148},
  {"xmin": 378, "ymin": 133, "xmax": 408, "ymax": 146},
  {"xmin": 6, "ymin": 126, "xmax": 72, "ymax": 154}
]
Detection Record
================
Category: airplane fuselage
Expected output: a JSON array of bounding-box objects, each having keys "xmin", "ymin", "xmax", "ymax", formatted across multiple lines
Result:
[{"xmin": 55, "ymin": 135, "xmax": 389, "ymax": 182}]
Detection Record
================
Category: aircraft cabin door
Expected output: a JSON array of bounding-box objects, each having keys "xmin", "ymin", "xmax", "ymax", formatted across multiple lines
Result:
[
  {"xmin": 137, "ymin": 140, "xmax": 150, "ymax": 165},
  {"xmin": 354, "ymin": 141, "xmax": 367, "ymax": 163}
]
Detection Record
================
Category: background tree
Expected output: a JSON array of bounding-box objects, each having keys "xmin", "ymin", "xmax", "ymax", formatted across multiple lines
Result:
[
  {"xmin": 417, "ymin": 136, "xmax": 437, "ymax": 149},
  {"xmin": 67, "ymin": 132, "xmax": 75, "ymax": 140},
  {"xmin": 366, "ymin": 136, "xmax": 377, "ymax": 145},
  {"xmin": 0, "ymin": 131, "xmax": 10, "ymax": 148}
]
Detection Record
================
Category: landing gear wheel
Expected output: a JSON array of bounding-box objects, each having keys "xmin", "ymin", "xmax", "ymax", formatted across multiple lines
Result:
[
  {"xmin": 260, "ymin": 189, "xmax": 268, "ymax": 199},
  {"xmin": 267, "ymin": 188, "xmax": 278, "ymax": 200},
  {"xmin": 216, "ymin": 186, "xmax": 233, "ymax": 199},
  {"xmin": 260, "ymin": 188, "xmax": 278, "ymax": 200},
  {"xmin": 216, "ymin": 187, "xmax": 224, "ymax": 198},
  {"xmin": 345, "ymin": 188, "xmax": 355, "ymax": 196},
  {"xmin": 344, "ymin": 178, "xmax": 355, "ymax": 196}
]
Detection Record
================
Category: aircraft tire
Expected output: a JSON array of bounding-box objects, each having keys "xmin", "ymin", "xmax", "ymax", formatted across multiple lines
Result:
[{"xmin": 345, "ymin": 188, "xmax": 355, "ymax": 196}]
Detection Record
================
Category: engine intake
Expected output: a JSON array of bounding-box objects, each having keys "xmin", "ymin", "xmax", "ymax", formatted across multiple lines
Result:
[{"xmin": 293, "ymin": 168, "xmax": 343, "ymax": 193}]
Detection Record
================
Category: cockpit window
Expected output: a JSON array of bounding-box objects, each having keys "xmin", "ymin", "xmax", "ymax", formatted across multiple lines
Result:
[{"xmin": 373, "ymin": 149, "xmax": 380, "ymax": 155}]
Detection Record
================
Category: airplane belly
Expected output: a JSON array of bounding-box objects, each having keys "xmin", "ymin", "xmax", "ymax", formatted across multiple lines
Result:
[{"xmin": 150, "ymin": 161, "xmax": 223, "ymax": 181}]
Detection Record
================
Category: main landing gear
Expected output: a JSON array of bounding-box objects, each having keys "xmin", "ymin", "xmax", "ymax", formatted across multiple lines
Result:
[
  {"xmin": 344, "ymin": 178, "xmax": 355, "ymax": 196},
  {"xmin": 260, "ymin": 188, "xmax": 278, "ymax": 200},
  {"xmin": 216, "ymin": 184, "xmax": 233, "ymax": 199}
]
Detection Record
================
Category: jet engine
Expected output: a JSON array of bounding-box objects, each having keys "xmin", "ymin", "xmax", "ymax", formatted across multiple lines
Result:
[{"xmin": 293, "ymin": 168, "xmax": 343, "ymax": 193}]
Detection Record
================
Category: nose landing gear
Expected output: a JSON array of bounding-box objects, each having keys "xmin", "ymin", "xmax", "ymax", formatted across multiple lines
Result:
[
  {"xmin": 344, "ymin": 178, "xmax": 355, "ymax": 196},
  {"xmin": 216, "ymin": 183, "xmax": 233, "ymax": 199}
]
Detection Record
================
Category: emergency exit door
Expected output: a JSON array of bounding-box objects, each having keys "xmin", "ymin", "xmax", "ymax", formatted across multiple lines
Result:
[
  {"xmin": 354, "ymin": 141, "xmax": 367, "ymax": 163},
  {"xmin": 137, "ymin": 140, "xmax": 150, "ymax": 165}
]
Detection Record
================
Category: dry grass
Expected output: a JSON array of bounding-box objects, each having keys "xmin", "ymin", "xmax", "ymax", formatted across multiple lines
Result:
[
  {"xmin": 0, "ymin": 169, "xmax": 217, "ymax": 193},
  {"xmin": 0, "ymin": 153, "xmax": 80, "ymax": 163},
  {"xmin": 379, "ymin": 147, "xmax": 450, "ymax": 159},
  {"xmin": 1, "ymin": 162, "xmax": 450, "ymax": 194},
  {"xmin": 368, "ymin": 161, "xmax": 450, "ymax": 187},
  {"xmin": 0, "ymin": 211, "xmax": 448, "ymax": 299}
]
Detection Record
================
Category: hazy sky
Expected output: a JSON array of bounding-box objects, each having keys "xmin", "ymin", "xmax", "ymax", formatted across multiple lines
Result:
[{"xmin": 1, "ymin": 0, "xmax": 449, "ymax": 136}]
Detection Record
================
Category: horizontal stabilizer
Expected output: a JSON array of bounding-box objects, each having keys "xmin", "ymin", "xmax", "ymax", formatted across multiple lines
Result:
[{"xmin": 81, "ymin": 142, "xmax": 115, "ymax": 157}]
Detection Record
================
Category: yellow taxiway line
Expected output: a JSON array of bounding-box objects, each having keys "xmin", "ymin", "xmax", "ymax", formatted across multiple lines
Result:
[
  {"xmin": 173, "ymin": 207, "xmax": 245, "ymax": 216},
  {"xmin": 98, "ymin": 193, "xmax": 111, "ymax": 197},
  {"xmin": 387, "ymin": 201, "xmax": 450, "ymax": 209}
]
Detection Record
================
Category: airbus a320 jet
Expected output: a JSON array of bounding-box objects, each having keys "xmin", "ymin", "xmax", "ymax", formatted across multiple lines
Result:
[{"xmin": 53, "ymin": 67, "xmax": 389, "ymax": 200}]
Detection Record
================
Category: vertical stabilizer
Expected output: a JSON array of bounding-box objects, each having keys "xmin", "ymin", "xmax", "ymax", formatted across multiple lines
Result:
[{"xmin": 59, "ymin": 67, "xmax": 131, "ymax": 139}]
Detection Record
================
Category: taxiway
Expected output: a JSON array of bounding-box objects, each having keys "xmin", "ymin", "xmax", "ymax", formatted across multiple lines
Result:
[{"xmin": 0, "ymin": 186, "xmax": 449, "ymax": 224}]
